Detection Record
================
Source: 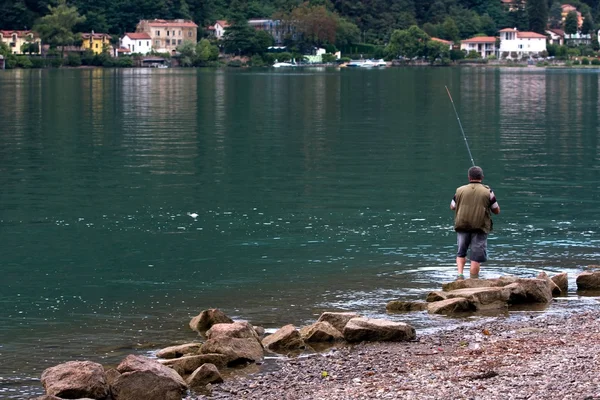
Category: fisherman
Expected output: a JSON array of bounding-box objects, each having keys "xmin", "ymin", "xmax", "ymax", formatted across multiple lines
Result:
[{"xmin": 450, "ymin": 166, "xmax": 500, "ymax": 280}]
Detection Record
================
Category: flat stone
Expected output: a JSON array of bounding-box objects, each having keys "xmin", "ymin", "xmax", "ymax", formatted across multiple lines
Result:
[
  {"xmin": 427, "ymin": 298, "xmax": 476, "ymax": 314},
  {"xmin": 161, "ymin": 353, "xmax": 228, "ymax": 376},
  {"xmin": 156, "ymin": 343, "xmax": 203, "ymax": 359},
  {"xmin": 316, "ymin": 312, "xmax": 360, "ymax": 333},
  {"xmin": 576, "ymin": 271, "xmax": 600, "ymax": 291},
  {"xmin": 386, "ymin": 300, "xmax": 428, "ymax": 312},
  {"xmin": 343, "ymin": 317, "xmax": 416, "ymax": 342}
]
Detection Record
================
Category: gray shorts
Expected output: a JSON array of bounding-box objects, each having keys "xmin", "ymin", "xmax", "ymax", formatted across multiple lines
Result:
[{"xmin": 456, "ymin": 231, "xmax": 488, "ymax": 263}]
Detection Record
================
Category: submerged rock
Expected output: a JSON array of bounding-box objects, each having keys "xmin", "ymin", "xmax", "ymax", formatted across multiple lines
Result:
[
  {"xmin": 40, "ymin": 360, "xmax": 109, "ymax": 400},
  {"xmin": 386, "ymin": 300, "xmax": 428, "ymax": 312},
  {"xmin": 343, "ymin": 317, "xmax": 416, "ymax": 342}
]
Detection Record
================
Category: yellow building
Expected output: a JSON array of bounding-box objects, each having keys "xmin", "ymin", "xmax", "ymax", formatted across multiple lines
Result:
[
  {"xmin": 81, "ymin": 32, "xmax": 111, "ymax": 54},
  {"xmin": 0, "ymin": 30, "xmax": 41, "ymax": 54},
  {"xmin": 136, "ymin": 19, "xmax": 198, "ymax": 53}
]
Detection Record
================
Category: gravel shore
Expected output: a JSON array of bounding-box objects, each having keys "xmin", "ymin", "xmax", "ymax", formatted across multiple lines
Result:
[{"xmin": 192, "ymin": 308, "xmax": 600, "ymax": 400}]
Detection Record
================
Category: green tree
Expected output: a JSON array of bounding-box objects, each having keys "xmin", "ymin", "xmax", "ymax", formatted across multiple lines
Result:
[
  {"xmin": 254, "ymin": 30, "xmax": 275, "ymax": 54},
  {"xmin": 223, "ymin": 20, "xmax": 257, "ymax": 55},
  {"xmin": 0, "ymin": 42, "xmax": 11, "ymax": 57},
  {"xmin": 526, "ymin": 0, "xmax": 548, "ymax": 34},
  {"xmin": 287, "ymin": 2, "xmax": 338, "ymax": 45},
  {"xmin": 581, "ymin": 12, "xmax": 594, "ymax": 34},
  {"xmin": 34, "ymin": 0, "xmax": 86, "ymax": 52},
  {"xmin": 548, "ymin": 1, "xmax": 563, "ymax": 29},
  {"xmin": 197, "ymin": 38, "xmax": 218, "ymax": 62},
  {"xmin": 177, "ymin": 40, "xmax": 196, "ymax": 66},
  {"xmin": 425, "ymin": 39, "xmax": 449, "ymax": 64},
  {"xmin": 479, "ymin": 14, "xmax": 497, "ymax": 36},
  {"xmin": 386, "ymin": 25, "xmax": 429, "ymax": 59},
  {"xmin": 565, "ymin": 11, "xmax": 579, "ymax": 34},
  {"xmin": 442, "ymin": 17, "xmax": 460, "ymax": 42},
  {"xmin": 336, "ymin": 17, "xmax": 360, "ymax": 47}
]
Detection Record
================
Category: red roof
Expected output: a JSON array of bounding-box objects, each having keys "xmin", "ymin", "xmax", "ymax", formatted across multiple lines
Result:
[
  {"xmin": 0, "ymin": 30, "xmax": 38, "ymax": 38},
  {"xmin": 117, "ymin": 47, "xmax": 131, "ymax": 53},
  {"xmin": 431, "ymin": 37, "xmax": 452, "ymax": 45},
  {"xmin": 215, "ymin": 20, "xmax": 230, "ymax": 28},
  {"xmin": 125, "ymin": 32, "xmax": 151, "ymax": 40},
  {"xmin": 518, "ymin": 31, "xmax": 547, "ymax": 39},
  {"xmin": 548, "ymin": 28, "xmax": 565, "ymax": 36},
  {"xmin": 146, "ymin": 19, "xmax": 198, "ymax": 28},
  {"xmin": 461, "ymin": 36, "xmax": 497, "ymax": 43}
]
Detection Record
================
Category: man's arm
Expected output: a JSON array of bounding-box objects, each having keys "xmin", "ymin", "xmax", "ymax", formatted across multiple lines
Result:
[
  {"xmin": 450, "ymin": 195, "xmax": 456, "ymax": 210},
  {"xmin": 490, "ymin": 190, "xmax": 500, "ymax": 214}
]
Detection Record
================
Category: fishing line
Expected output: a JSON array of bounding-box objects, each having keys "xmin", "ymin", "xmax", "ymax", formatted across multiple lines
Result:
[{"xmin": 445, "ymin": 86, "xmax": 475, "ymax": 167}]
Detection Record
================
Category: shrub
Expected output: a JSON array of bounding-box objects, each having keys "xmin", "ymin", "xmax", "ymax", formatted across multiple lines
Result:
[
  {"xmin": 115, "ymin": 57, "xmax": 133, "ymax": 68},
  {"xmin": 65, "ymin": 53, "xmax": 82, "ymax": 67},
  {"xmin": 321, "ymin": 53, "xmax": 336, "ymax": 63},
  {"xmin": 250, "ymin": 54, "xmax": 264, "ymax": 67},
  {"xmin": 227, "ymin": 59, "xmax": 243, "ymax": 67},
  {"xmin": 30, "ymin": 57, "xmax": 46, "ymax": 68},
  {"xmin": 487, "ymin": 55, "xmax": 497, "ymax": 60},
  {"xmin": 49, "ymin": 57, "xmax": 63, "ymax": 68},
  {"xmin": 591, "ymin": 58, "xmax": 600, "ymax": 65},
  {"xmin": 261, "ymin": 53, "xmax": 276, "ymax": 65},
  {"xmin": 339, "ymin": 56, "xmax": 351, "ymax": 63},
  {"xmin": 573, "ymin": 59, "xmax": 580, "ymax": 65},
  {"xmin": 16, "ymin": 56, "xmax": 33, "ymax": 68},
  {"xmin": 582, "ymin": 57, "xmax": 590, "ymax": 65}
]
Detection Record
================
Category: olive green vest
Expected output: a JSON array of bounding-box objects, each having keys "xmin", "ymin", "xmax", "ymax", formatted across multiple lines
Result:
[{"xmin": 454, "ymin": 182, "xmax": 493, "ymax": 233}]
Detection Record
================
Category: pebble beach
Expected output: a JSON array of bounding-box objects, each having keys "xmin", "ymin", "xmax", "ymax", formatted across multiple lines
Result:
[{"xmin": 193, "ymin": 308, "xmax": 600, "ymax": 400}]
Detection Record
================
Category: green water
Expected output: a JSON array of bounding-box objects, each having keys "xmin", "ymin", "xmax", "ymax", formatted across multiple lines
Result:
[{"xmin": 1, "ymin": 67, "xmax": 600, "ymax": 397}]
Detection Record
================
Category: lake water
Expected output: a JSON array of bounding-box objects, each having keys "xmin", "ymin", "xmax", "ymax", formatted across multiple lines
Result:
[{"xmin": 1, "ymin": 66, "xmax": 600, "ymax": 397}]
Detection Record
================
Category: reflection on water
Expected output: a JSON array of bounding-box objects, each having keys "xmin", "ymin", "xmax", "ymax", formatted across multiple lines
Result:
[{"xmin": 1, "ymin": 67, "xmax": 600, "ymax": 397}]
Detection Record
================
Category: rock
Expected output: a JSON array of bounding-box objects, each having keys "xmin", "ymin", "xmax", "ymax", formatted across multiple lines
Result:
[
  {"xmin": 186, "ymin": 363, "xmax": 223, "ymax": 390},
  {"xmin": 537, "ymin": 272, "xmax": 562, "ymax": 296},
  {"xmin": 105, "ymin": 368, "xmax": 121, "ymax": 386},
  {"xmin": 576, "ymin": 271, "xmax": 600, "ymax": 290},
  {"xmin": 506, "ymin": 279, "xmax": 553, "ymax": 304},
  {"xmin": 206, "ymin": 321, "xmax": 260, "ymax": 341},
  {"xmin": 254, "ymin": 326, "xmax": 266, "ymax": 337},
  {"xmin": 189, "ymin": 309, "xmax": 233, "ymax": 333},
  {"xmin": 156, "ymin": 343, "xmax": 203, "ymax": 359},
  {"xmin": 386, "ymin": 300, "xmax": 428, "ymax": 312},
  {"xmin": 427, "ymin": 298, "xmax": 476, "ymax": 314},
  {"xmin": 32, "ymin": 396, "xmax": 63, "ymax": 400},
  {"xmin": 426, "ymin": 291, "xmax": 448, "ymax": 302},
  {"xmin": 201, "ymin": 337, "xmax": 264, "ymax": 365},
  {"xmin": 444, "ymin": 287, "xmax": 512, "ymax": 311},
  {"xmin": 316, "ymin": 312, "xmax": 360, "ymax": 333},
  {"xmin": 342, "ymin": 317, "xmax": 416, "ymax": 342},
  {"xmin": 40, "ymin": 360, "xmax": 109, "ymax": 399},
  {"xmin": 551, "ymin": 272, "xmax": 568, "ymax": 295},
  {"xmin": 299, "ymin": 321, "xmax": 344, "ymax": 342},
  {"xmin": 112, "ymin": 355, "xmax": 187, "ymax": 400},
  {"xmin": 161, "ymin": 354, "xmax": 228, "ymax": 376},
  {"xmin": 262, "ymin": 324, "xmax": 305, "ymax": 352},
  {"xmin": 441, "ymin": 276, "xmax": 518, "ymax": 292}
]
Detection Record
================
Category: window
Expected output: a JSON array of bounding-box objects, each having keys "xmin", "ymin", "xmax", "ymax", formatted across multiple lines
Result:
[
  {"xmin": 188, "ymin": 31, "xmax": 192, "ymax": 37},
  {"xmin": 518, "ymin": 44, "xmax": 523, "ymax": 49},
  {"xmin": 155, "ymin": 40, "xmax": 160, "ymax": 46},
  {"xmin": 132, "ymin": 45, "xmax": 135, "ymax": 52},
  {"xmin": 179, "ymin": 30, "xmax": 181, "ymax": 36},
  {"xmin": 147, "ymin": 41, "xmax": 149, "ymax": 46},
  {"xmin": 178, "ymin": 39, "xmax": 182, "ymax": 45},
  {"xmin": 167, "ymin": 30, "xmax": 170, "ymax": 36},
  {"xmin": 172, "ymin": 31, "xmax": 175, "ymax": 36},
  {"xmin": 95, "ymin": 43, "xmax": 99, "ymax": 49},
  {"xmin": 156, "ymin": 31, "xmax": 160, "ymax": 36},
  {"xmin": 10, "ymin": 42, "xmax": 15, "ymax": 47},
  {"xmin": 166, "ymin": 39, "xmax": 170, "ymax": 45},
  {"xmin": 138, "ymin": 41, "xmax": 141, "ymax": 46}
]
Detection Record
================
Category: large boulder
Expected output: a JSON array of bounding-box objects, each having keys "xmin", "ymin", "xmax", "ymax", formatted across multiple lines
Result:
[
  {"xmin": 342, "ymin": 317, "xmax": 416, "ymax": 342},
  {"xmin": 161, "ymin": 354, "xmax": 228, "ymax": 376},
  {"xmin": 441, "ymin": 276, "xmax": 518, "ymax": 292},
  {"xmin": 536, "ymin": 272, "xmax": 562, "ymax": 296},
  {"xmin": 261, "ymin": 324, "xmax": 305, "ymax": 352},
  {"xmin": 186, "ymin": 363, "xmax": 223, "ymax": 390},
  {"xmin": 156, "ymin": 343, "xmax": 203, "ymax": 359},
  {"xmin": 427, "ymin": 298, "xmax": 475, "ymax": 314},
  {"xmin": 576, "ymin": 271, "xmax": 600, "ymax": 291},
  {"xmin": 299, "ymin": 321, "xmax": 344, "ymax": 342},
  {"xmin": 386, "ymin": 300, "xmax": 428, "ymax": 312},
  {"xmin": 206, "ymin": 321, "xmax": 260, "ymax": 341},
  {"xmin": 189, "ymin": 309, "xmax": 233, "ymax": 333},
  {"xmin": 551, "ymin": 272, "xmax": 568, "ymax": 295},
  {"xmin": 40, "ymin": 361, "xmax": 109, "ymax": 399},
  {"xmin": 112, "ymin": 355, "xmax": 187, "ymax": 400},
  {"xmin": 506, "ymin": 279, "xmax": 553, "ymax": 304},
  {"xmin": 316, "ymin": 312, "xmax": 360, "ymax": 333},
  {"xmin": 201, "ymin": 337, "xmax": 264, "ymax": 365},
  {"xmin": 443, "ymin": 286, "xmax": 512, "ymax": 311},
  {"xmin": 426, "ymin": 291, "xmax": 449, "ymax": 302}
]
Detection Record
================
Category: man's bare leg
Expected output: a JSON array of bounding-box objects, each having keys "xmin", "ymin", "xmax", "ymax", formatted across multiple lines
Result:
[
  {"xmin": 456, "ymin": 257, "xmax": 466, "ymax": 278},
  {"xmin": 470, "ymin": 261, "xmax": 481, "ymax": 279}
]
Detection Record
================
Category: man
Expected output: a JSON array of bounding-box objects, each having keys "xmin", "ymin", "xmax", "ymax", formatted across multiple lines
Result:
[{"xmin": 450, "ymin": 166, "xmax": 500, "ymax": 279}]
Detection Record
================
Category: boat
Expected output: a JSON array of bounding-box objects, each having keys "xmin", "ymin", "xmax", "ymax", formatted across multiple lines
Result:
[
  {"xmin": 273, "ymin": 62, "xmax": 295, "ymax": 68},
  {"xmin": 347, "ymin": 59, "xmax": 388, "ymax": 68},
  {"xmin": 347, "ymin": 60, "xmax": 365, "ymax": 67}
]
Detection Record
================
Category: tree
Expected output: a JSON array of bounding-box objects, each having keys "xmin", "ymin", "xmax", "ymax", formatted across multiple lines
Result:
[
  {"xmin": 222, "ymin": 20, "xmax": 257, "ymax": 55},
  {"xmin": 425, "ymin": 39, "xmax": 449, "ymax": 64},
  {"xmin": 254, "ymin": 30, "xmax": 274, "ymax": 54},
  {"xmin": 442, "ymin": 17, "xmax": 460, "ymax": 43},
  {"xmin": 581, "ymin": 12, "xmax": 594, "ymax": 34},
  {"xmin": 526, "ymin": 0, "xmax": 548, "ymax": 34},
  {"xmin": 287, "ymin": 2, "xmax": 338, "ymax": 45},
  {"xmin": 548, "ymin": 1, "xmax": 563, "ymax": 29},
  {"xmin": 177, "ymin": 40, "xmax": 196, "ymax": 66},
  {"xmin": 565, "ymin": 11, "xmax": 579, "ymax": 34},
  {"xmin": 34, "ymin": 0, "xmax": 85, "ymax": 51},
  {"xmin": 479, "ymin": 14, "xmax": 497, "ymax": 36},
  {"xmin": 336, "ymin": 17, "xmax": 360, "ymax": 47},
  {"xmin": 386, "ymin": 25, "xmax": 429, "ymax": 59},
  {"xmin": 196, "ymin": 38, "xmax": 219, "ymax": 62}
]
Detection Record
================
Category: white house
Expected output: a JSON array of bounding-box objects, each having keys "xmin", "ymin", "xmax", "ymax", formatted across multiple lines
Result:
[
  {"xmin": 120, "ymin": 32, "xmax": 152, "ymax": 54},
  {"xmin": 546, "ymin": 29, "xmax": 565, "ymax": 45},
  {"xmin": 498, "ymin": 28, "xmax": 546, "ymax": 57},
  {"xmin": 431, "ymin": 37, "xmax": 453, "ymax": 50},
  {"xmin": 212, "ymin": 20, "xmax": 229, "ymax": 39},
  {"xmin": 460, "ymin": 36, "xmax": 497, "ymax": 58}
]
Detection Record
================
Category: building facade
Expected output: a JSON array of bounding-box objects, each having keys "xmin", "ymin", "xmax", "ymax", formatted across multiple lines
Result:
[
  {"xmin": 460, "ymin": 36, "xmax": 497, "ymax": 58},
  {"xmin": 498, "ymin": 28, "xmax": 547, "ymax": 57},
  {"xmin": 136, "ymin": 19, "xmax": 198, "ymax": 53},
  {"xmin": 120, "ymin": 33, "xmax": 152, "ymax": 55},
  {"xmin": 81, "ymin": 33, "xmax": 111, "ymax": 54},
  {"xmin": 0, "ymin": 30, "xmax": 41, "ymax": 54},
  {"xmin": 546, "ymin": 29, "xmax": 565, "ymax": 46}
]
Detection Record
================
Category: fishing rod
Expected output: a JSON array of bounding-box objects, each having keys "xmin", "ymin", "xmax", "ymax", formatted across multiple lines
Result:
[{"xmin": 445, "ymin": 86, "xmax": 475, "ymax": 167}]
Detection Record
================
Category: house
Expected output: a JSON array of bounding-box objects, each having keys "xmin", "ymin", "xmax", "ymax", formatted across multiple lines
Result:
[
  {"xmin": 0, "ymin": 30, "xmax": 41, "ymax": 54},
  {"xmin": 498, "ymin": 28, "xmax": 546, "ymax": 58},
  {"xmin": 431, "ymin": 37, "xmax": 453, "ymax": 49},
  {"xmin": 248, "ymin": 19, "xmax": 289, "ymax": 43},
  {"xmin": 500, "ymin": 0, "xmax": 523, "ymax": 11},
  {"xmin": 546, "ymin": 29, "xmax": 565, "ymax": 45},
  {"xmin": 120, "ymin": 32, "xmax": 152, "ymax": 55},
  {"xmin": 81, "ymin": 32, "xmax": 111, "ymax": 54},
  {"xmin": 460, "ymin": 36, "xmax": 497, "ymax": 58},
  {"xmin": 561, "ymin": 4, "xmax": 583, "ymax": 27},
  {"xmin": 564, "ymin": 32, "xmax": 591, "ymax": 46},
  {"xmin": 212, "ymin": 20, "xmax": 229, "ymax": 40},
  {"xmin": 136, "ymin": 19, "xmax": 198, "ymax": 53}
]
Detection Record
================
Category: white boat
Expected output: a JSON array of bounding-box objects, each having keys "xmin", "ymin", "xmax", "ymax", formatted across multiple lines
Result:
[
  {"xmin": 273, "ymin": 62, "xmax": 295, "ymax": 68},
  {"xmin": 348, "ymin": 59, "xmax": 388, "ymax": 68},
  {"xmin": 359, "ymin": 60, "xmax": 376, "ymax": 68},
  {"xmin": 347, "ymin": 60, "xmax": 365, "ymax": 67},
  {"xmin": 373, "ymin": 59, "xmax": 388, "ymax": 67}
]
